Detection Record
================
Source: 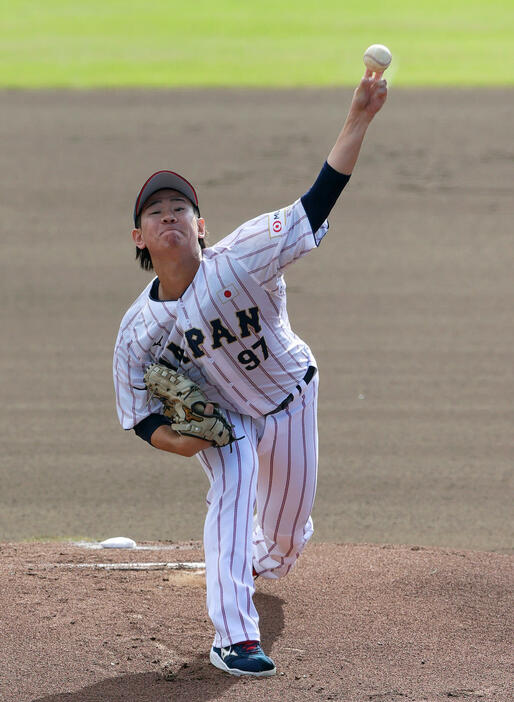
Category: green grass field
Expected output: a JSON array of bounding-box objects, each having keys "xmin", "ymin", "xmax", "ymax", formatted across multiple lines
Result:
[{"xmin": 2, "ymin": 0, "xmax": 513, "ymax": 87}]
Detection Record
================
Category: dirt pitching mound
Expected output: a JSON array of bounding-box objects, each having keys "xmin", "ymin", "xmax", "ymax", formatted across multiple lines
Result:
[{"xmin": 1, "ymin": 541, "xmax": 511, "ymax": 701}]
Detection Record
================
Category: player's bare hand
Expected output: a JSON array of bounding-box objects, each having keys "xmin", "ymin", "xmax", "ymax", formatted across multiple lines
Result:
[{"xmin": 350, "ymin": 71, "xmax": 388, "ymax": 120}]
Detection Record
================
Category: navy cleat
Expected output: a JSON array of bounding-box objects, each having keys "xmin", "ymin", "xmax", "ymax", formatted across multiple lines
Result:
[{"xmin": 210, "ymin": 640, "xmax": 276, "ymax": 677}]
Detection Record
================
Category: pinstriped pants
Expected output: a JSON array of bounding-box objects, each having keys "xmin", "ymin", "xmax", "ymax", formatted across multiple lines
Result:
[{"xmin": 197, "ymin": 376, "xmax": 319, "ymax": 648}]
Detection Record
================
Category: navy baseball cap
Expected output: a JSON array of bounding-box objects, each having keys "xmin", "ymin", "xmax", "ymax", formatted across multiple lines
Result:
[{"xmin": 133, "ymin": 170, "xmax": 199, "ymax": 225}]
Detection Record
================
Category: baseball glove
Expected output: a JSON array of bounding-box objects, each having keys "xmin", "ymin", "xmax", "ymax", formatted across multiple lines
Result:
[{"xmin": 143, "ymin": 363, "xmax": 237, "ymax": 448}]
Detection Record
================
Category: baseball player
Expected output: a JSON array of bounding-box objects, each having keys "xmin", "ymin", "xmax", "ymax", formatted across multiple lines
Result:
[{"xmin": 113, "ymin": 72, "xmax": 387, "ymax": 677}]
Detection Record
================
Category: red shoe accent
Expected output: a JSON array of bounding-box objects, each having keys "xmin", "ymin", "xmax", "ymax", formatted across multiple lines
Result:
[{"xmin": 238, "ymin": 640, "xmax": 260, "ymax": 653}]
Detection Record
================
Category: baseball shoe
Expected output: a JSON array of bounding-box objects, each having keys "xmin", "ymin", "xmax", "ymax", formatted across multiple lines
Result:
[{"xmin": 210, "ymin": 640, "xmax": 276, "ymax": 677}]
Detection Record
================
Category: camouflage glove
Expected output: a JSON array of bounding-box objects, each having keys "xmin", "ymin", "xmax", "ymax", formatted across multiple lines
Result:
[{"xmin": 143, "ymin": 363, "xmax": 237, "ymax": 447}]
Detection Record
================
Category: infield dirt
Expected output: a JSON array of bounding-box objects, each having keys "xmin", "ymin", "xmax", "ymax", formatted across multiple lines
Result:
[
  {"xmin": 1, "ymin": 540, "xmax": 512, "ymax": 701},
  {"xmin": 0, "ymin": 88, "xmax": 512, "ymax": 700}
]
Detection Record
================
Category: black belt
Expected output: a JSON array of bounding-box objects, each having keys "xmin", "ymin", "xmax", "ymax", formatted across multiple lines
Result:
[{"xmin": 265, "ymin": 366, "xmax": 317, "ymax": 417}]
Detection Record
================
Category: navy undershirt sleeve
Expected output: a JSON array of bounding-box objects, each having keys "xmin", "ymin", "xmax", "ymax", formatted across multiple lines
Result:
[
  {"xmin": 300, "ymin": 161, "xmax": 351, "ymax": 234},
  {"xmin": 134, "ymin": 413, "xmax": 171, "ymax": 444}
]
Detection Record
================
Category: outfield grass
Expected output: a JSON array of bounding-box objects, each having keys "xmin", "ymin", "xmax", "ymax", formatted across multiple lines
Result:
[{"xmin": 1, "ymin": 0, "xmax": 513, "ymax": 87}]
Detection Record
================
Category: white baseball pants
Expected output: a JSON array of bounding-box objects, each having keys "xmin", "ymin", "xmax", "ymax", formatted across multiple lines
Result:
[{"xmin": 197, "ymin": 376, "xmax": 319, "ymax": 648}]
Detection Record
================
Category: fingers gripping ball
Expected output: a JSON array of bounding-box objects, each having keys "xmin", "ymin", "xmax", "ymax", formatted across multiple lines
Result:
[
  {"xmin": 363, "ymin": 44, "xmax": 392, "ymax": 73},
  {"xmin": 143, "ymin": 363, "xmax": 237, "ymax": 447}
]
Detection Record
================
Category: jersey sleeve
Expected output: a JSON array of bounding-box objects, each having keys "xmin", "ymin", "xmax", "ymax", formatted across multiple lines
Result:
[
  {"xmin": 113, "ymin": 329, "xmax": 163, "ymax": 430},
  {"xmin": 216, "ymin": 198, "xmax": 328, "ymax": 290}
]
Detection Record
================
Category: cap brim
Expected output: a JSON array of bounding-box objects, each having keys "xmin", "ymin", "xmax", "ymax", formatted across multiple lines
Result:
[{"xmin": 134, "ymin": 171, "xmax": 199, "ymax": 223}]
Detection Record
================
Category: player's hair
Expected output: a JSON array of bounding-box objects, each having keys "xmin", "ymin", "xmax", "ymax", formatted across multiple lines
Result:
[{"xmin": 134, "ymin": 204, "xmax": 206, "ymax": 271}]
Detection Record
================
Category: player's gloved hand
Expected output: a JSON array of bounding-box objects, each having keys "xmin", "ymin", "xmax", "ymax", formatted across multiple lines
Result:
[{"xmin": 143, "ymin": 363, "xmax": 238, "ymax": 448}]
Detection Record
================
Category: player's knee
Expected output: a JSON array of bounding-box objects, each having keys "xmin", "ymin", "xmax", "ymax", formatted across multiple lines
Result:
[{"xmin": 273, "ymin": 521, "xmax": 314, "ymax": 558}]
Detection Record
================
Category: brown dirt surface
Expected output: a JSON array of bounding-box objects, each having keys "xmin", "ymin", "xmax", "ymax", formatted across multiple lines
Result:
[
  {"xmin": 1, "ymin": 87, "xmax": 513, "ymax": 700},
  {"xmin": 1, "ymin": 541, "xmax": 512, "ymax": 702}
]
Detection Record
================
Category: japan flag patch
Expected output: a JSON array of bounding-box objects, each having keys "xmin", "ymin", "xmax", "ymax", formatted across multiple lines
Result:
[
  {"xmin": 217, "ymin": 285, "xmax": 239, "ymax": 304},
  {"xmin": 268, "ymin": 208, "xmax": 287, "ymax": 239}
]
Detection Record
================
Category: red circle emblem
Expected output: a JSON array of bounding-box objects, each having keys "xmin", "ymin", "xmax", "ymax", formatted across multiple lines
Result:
[
  {"xmin": 224, "ymin": 290, "xmax": 232, "ymax": 298},
  {"xmin": 272, "ymin": 221, "xmax": 282, "ymax": 233}
]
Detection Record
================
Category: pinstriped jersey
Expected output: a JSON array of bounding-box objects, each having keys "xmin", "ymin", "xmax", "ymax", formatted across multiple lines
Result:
[{"xmin": 113, "ymin": 198, "xmax": 328, "ymax": 429}]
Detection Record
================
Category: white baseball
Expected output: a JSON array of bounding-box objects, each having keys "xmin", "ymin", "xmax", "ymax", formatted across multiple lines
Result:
[{"xmin": 363, "ymin": 44, "xmax": 392, "ymax": 73}]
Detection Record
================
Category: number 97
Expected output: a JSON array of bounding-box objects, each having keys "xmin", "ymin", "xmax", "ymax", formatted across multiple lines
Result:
[{"xmin": 237, "ymin": 336, "xmax": 269, "ymax": 370}]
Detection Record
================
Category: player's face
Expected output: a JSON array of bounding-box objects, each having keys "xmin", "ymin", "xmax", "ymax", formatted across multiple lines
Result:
[{"xmin": 132, "ymin": 189, "xmax": 206, "ymax": 260}]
